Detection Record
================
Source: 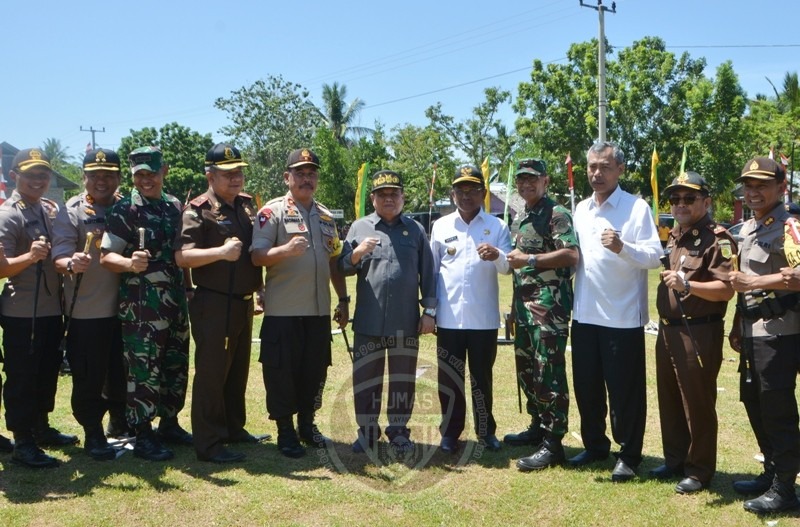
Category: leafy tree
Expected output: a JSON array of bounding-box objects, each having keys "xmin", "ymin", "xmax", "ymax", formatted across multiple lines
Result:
[
  {"xmin": 310, "ymin": 82, "xmax": 374, "ymax": 147},
  {"xmin": 386, "ymin": 124, "xmax": 456, "ymax": 212},
  {"xmin": 117, "ymin": 122, "xmax": 213, "ymax": 202},
  {"xmin": 215, "ymin": 75, "xmax": 322, "ymax": 202},
  {"xmin": 426, "ymin": 87, "xmax": 515, "ymax": 171}
]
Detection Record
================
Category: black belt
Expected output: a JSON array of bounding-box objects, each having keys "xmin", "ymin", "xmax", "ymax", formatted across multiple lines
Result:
[
  {"xmin": 195, "ymin": 286, "xmax": 253, "ymax": 301},
  {"xmin": 660, "ymin": 314, "xmax": 723, "ymax": 327}
]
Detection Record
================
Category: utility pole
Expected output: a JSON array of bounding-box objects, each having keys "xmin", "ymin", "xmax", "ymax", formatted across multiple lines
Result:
[
  {"xmin": 80, "ymin": 125, "xmax": 106, "ymax": 150},
  {"xmin": 579, "ymin": 0, "xmax": 616, "ymax": 142}
]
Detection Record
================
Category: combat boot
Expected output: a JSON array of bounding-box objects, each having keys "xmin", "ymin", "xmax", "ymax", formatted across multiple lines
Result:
[
  {"xmin": 106, "ymin": 406, "xmax": 134, "ymax": 438},
  {"xmin": 743, "ymin": 476, "xmax": 800, "ymax": 514},
  {"xmin": 277, "ymin": 417, "xmax": 305, "ymax": 458},
  {"xmin": 156, "ymin": 416, "xmax": 193, "ymax": 446},
  {"xmin": 503, "ymin": 420, "xmax": 545, "ymax": 447},
  {"xmin": 84, "ymin": 426, "xmax": 116, "ymax": 461},
  {"xmin": 11, "ymin": 433, "xmax": 58, "ymax": 468},
  {"xmin": 297, "ymin": 413, "xmax": 329, "ymax": 448},
  {"xmin": 133, "ymin": 423, "xmax": 174, "ymax": 461},
  {"xmin": 516, "ymin": 434, "xmax": 565, "ymax": 471},
  {"xmin": 33, "ymin": 414, "xmax": 79, "ymax": 447}
]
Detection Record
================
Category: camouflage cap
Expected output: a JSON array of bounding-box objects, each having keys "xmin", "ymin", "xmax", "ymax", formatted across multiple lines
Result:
[
  {"xmin": 515, "ymin": 158, "xmax": 547, "ymax": 177},
  {"xmin": 287, "ymin": 148, "xmax": 320, "ymax": 169},
  {"xmin": 662, "ymin": 171, "xmax": 710, "ymax": 196},
  {"xmin": 83, "ymin": 148, "xmax": 121, "ymax": 172},
  {"xmin": 129, "ymin": 146, "xmax": 163, "ymax": 174},
  {"xmin": 12, "ymin": 148, "xmax": 51, "ymax": 173},
  {"xmin": 452, "ymin": 165, "xmax": 485, "ymax": 187},
  {"xmin": 371, "ymin": 170, "xmax": 403, "ymax": 191},
  {"xmin": 206, "ymin": 143, "xmax": 248, "ymax": 171},
  {"xmin": 736, "ymin": 157, "xmax": 785, "ymax": 182}
]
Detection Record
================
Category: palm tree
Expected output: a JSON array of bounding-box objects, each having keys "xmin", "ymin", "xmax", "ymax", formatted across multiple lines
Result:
[
  {"xmin": 765, "ymin": 72, "xmax": 800, "ymax": 113},
  {"xmin": 41, "ymin": 137, "xmax": 71, "ymax": 169},
  {"xmin": 310, "ymin": 82, "xmax": 374, "ymax": 146}
]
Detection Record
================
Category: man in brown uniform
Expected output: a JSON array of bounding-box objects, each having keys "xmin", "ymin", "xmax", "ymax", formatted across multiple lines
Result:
[
  {"xmin": 650, "ymin": 171, "xmax": 735, "ymax": 494},
  {"xmin": 176, "ymin": 143, "xmax": 264, "ymax": 463}
]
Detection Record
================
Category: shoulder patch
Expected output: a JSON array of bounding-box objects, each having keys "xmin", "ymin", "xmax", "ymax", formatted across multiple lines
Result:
[{"xmin": 190, "ymin": 195, "xmax": 210, "ymax": 207}]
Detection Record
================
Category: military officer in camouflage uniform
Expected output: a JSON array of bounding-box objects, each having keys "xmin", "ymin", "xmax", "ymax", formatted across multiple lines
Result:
[
  {"xmin": 651, "ymin": 172, "xmax": 735, "ymax": 494},
  {"xmin": 0, "ymin": 148, "xmax": 78, "ymax": 469},
  {"xmin": 176, "ymin": 143, "xmax": 264, "ymax": 463},
  {"xmin": 52, "ymin": 148, "xmax": 126, "ymax": 461},
  {"xmin": 252, "ymin": 148, "xmax": 349, "ymax": 459},
  {"xmin": 100, "ymin": 146, "xmax": 191, "ymax": 461},
  {"xmin": 504, "ymin": 159, "xmax": 579, "ymax": 471}
]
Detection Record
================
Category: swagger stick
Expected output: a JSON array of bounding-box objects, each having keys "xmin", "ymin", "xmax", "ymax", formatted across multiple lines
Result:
[
  {"xmin": 30, "ymin": 236, "xmax": 48, "ymax": 353},
  {"xmin": 60, "ymin": 232, "xmax": 95, "ymax": 351},
  {"xmin": 138, "ymin": 228, "xmax": 146, "ymax": 333}
]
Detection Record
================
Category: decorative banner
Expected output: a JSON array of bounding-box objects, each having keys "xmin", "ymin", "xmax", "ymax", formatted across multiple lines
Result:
[
  {"xmin": 566, "ymin": 153, "xmax": 575, "ymax": 215},
  {"xmin": 354, "ymin": 162, "xmax": 370, "ymax": 219},
  {"xmin": 651, "ymin": 146, "xmax": 660, "ymax": 222},
  {"xmin": 481, "ymin": 156, "xmax": 490, "ymax": 211},
  {"xmin": 504, "ymin": 162, "xmax": 514, "ymax": 225}
]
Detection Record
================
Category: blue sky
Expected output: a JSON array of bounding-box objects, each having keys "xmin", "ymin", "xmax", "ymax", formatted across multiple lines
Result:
[{"xmin": 1, "ymin": 0, "xmax": 797, "ymax": 162}]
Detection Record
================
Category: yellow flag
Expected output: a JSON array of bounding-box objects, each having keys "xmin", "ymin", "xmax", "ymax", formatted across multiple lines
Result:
[
  {"xmin": 786, "ymin": 217, "xmax": 800, "ymax": 268},
  {"xmin": 481, "ymin": 156, "xmax": 491, "ymax": 211},
  {"xmin": 354, "ymin": 162, "xmax": 370, "ymax": 219},
  {"xmin": 650, "ymin": 147, "xmax": 659, "ymax": 222}
]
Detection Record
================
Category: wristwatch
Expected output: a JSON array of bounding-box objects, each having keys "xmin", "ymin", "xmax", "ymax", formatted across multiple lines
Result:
[
  {"xmin": 527, "ymin": 254, "xmax": 537, "ymax": 268},
  {"xmin": 339, "ymin": 295, "xmax": 351, "ymax": 304},
  {"xmin": 681, "ymin": 278, "xmax": 691, "ymax": 296},
  {"xmin": 423, "ymin": 307, "xmax": 436, "ymax": 318},
  {"xmin": 66, "ymin": 259, "xmax": 75, "ymax": 274}
]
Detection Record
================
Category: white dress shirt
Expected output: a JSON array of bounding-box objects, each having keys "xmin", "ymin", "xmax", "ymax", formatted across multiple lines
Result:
[
  {"xmin": 431, "ymin": 210, "xmax": 512, "ymax": 330},
  {"xmin": 572, "ymin": 185, "xmax": 663, "ymax": 328}
]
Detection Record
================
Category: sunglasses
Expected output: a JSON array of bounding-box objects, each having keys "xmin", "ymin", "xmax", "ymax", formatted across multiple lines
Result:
[{"xmin": 668, "ymin": 195, "xmax": 701, "ymax": 206}]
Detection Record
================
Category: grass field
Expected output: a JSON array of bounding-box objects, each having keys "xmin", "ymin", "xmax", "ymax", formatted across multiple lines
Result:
[{"xmin": 0, "ymin": 270, "xmax": 797, "ymax": 526}]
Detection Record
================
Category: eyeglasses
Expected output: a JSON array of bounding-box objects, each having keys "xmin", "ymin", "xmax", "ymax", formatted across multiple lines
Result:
[
  {"xmin": 668, "ymin": 195, "xmax": 700, "ymax": 205},
  {"xmin": 453, "ymin": 187, "xmax": 483, "ymax": 197}
]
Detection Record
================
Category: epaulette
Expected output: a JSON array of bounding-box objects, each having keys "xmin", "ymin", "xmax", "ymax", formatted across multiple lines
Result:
[
  {"xmin": 712, "ymin": 224, "xmax": 726, "ymax": 234},
  {"xmin": 265, "ymin": 196, "xmax": 282, "ymax": 206},
  {"xmin": 316, "ymin": 201, "xmax": 333, "ymax": 216},
  {"xmin": 238, "ymin": 192, "xmax": 252, "ymax": 200},
  {"xmin": 190, "ymin": 195, "xmax": 210, "ymax": 207}
]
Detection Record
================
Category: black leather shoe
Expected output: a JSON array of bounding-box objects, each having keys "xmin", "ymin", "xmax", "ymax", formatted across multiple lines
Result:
[
  {"xmin": 84, "ymin": 431, "xmax": 116, "ymax": 461},
  {"xmin": 676, "ymin": 477, "xmax": 705, "ymax": 494},
  {"xmin": 34, "ymin": 426, "xmax": 79, "ymax": 447},
  {"xmin": 0, "ymin": 434, "xmax": 14, "ymax": 453},
  {"xmin": 567, "ymin": 449, "xmax": 609, "ymax": 467},
  {"xmin": 298, "ymin": 424, "xmax": 329, "ymax": 448},
  {"xmin": 156, "ymin": 421, "xmax": 193, "ymax": 446},
  {"xmin": 352, "ymin": 437, "xmax": 375, "ymax": 454},
  {"xmin": 11, "ymin": 441, "xmax": 59, "ymax": 468},
  {"xmin": 611, "ymin": 459, "xmax": 636, "ymax": 482},
  {"xmin": 479, "ymin": 434, "xmax": 501, "ymax": 452},
  {"xmin": 278, "ymin": 431, "xmax": 306, "ymax": 458},
  {"xmin": 440, "ymin": 436, "xmax": 458, "ymax": 454},
  {"xmin": 649, "ymin": 464, "xmax": 683, "ymax": 480},
  {"xmin": 744, "ymin": 483, "xmax": 800, "ymax": 514},
  {"xmin": 133, "ymin": 430, "xmax": 174, "ymax": 461},
  {"xmin": 733, "ymin": 472, "xmax": 774, "ymax": 495},
  {"xmin": 516, "ymin": 442, "xmax": 565, "ymax": 471},
  {"xmin": 503, "ymin": 426, "xmax": 544, "ymax": 447},
  {"xmin": 227, "ymin": 429, "xmax": 271, "ymax": 443},
  {"xmin": 199, "ymin": 448, "xmax": 246, "ymax": 463}
]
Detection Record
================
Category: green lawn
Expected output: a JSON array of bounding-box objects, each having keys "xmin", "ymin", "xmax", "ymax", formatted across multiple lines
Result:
[{"xmin": 0, "ymin": 270, "xmax": 795, "ymax": 526}]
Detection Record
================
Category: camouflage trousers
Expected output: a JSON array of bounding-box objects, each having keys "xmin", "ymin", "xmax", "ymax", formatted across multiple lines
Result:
[
  {"xmin": 122, "ymin": 310, "xmax": 190, "ymax": 426},
  {"xmin": 514, "ymin": 325, "xmax": 569, "ymax": 437}
]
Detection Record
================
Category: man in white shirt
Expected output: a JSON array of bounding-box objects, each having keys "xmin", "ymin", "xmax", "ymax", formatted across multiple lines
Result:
[
  {"xmin": 568, "ymin": 142, "xmax": 662, "ymax": 482},
  {"xmin": 431, "ymin": 166, "xmax": 512, "ymax": 453}
]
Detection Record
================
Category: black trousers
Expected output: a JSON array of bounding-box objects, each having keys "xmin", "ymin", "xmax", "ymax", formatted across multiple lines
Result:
[
  {"xmin": 190, "ymin": 289, "xmax": 253, "ymax": 458},
  {"xmin": 740, "ymin": 334, "xmax": 800, "ymax": 483},
  {"xmin": 437, "ymin": 328, "xmax": 497, "ymax": 439},
  {"xmin": 66, "ymin": 317, "xmax": 125, "ymax": 429},
  {"xmin": 571, "ymin": 321, "xmax": 647, "ymax": 466},
  {"xmin": 352, "ymin": 333, "xmax": 419, "ymax": 440},
  {"xmin": 259, "ymin": 316, "xmax": 331, "ymax": 420},
  {"xmin": 2, "ymin": 316, "xmax": 63, "ymax": 434}
]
